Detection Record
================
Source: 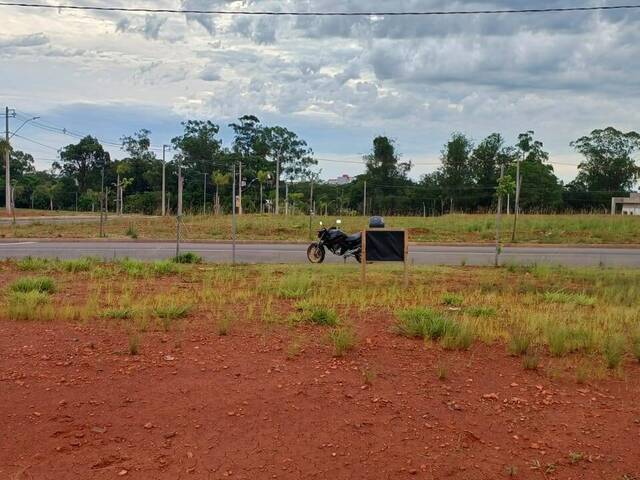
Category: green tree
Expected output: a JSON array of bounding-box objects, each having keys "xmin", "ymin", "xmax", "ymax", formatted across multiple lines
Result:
[
  {"xmin": 56, "ymin": 136, "xmax": 110, "ymax": 193},
  {"xmin": 571, "ymin": 127, "xmax": 640, "ymax": 192},
  {"xmin": 212, "ymin": 171, "xmax": 230, "ymax": 215},
  {"xmin": 439, "ymin": 133, "xmax": 474, "ymax": 211},
  {"xmin": 261, "ymin": 126, "xmax": 315, "ymax": 214},
  {"xmin": 469, "ymin": 133, "xmax": 517, "ymax": 209}
]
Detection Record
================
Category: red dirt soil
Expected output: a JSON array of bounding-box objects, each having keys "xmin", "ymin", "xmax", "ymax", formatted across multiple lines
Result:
[{"xmin": 1, "ymin": 319, "xmax": 639, "ymax": 480}]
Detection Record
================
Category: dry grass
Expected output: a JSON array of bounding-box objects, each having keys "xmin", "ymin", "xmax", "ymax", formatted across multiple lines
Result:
[
  {"xmin": 3, "ymin": 213, "xmax": 640, "ymax": 244},
  {"xmin": 1, "ymin": 259, "xmax": 639, "ymax": 373}
]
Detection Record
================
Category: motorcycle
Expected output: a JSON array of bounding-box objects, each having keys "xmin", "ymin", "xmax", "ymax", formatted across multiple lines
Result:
[{"xmin": 307, "ymin": 219, "xmax": 362, "ymax": 264}]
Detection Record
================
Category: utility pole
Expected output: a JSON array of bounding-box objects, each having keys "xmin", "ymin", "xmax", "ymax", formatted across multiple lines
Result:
[
  {"xmin": 495, "ymin": 165, "xmax": 504, "ymax": 267},
  {"xmin": 308, "ymin": 175, "xmax": 314, "ymax": 239},
  {"xmin": 232, "ymin": 162, "xmax": 237, "ymax": 265},
  {"xmin": 512, "ymin": 152, "xmax": 523, "ymax": 241},
  {"xmin": 203, "ymin": 172, "xmax": 207, "ymax": 215},
  {"xmin": 285, "ymin": 182, "xmax": 289, "ymax": 216},
  {"xmin": 238, "ymin": 161, "xmax": 243, "ymax": 215},
  {"xmin": 363, "ymin": 180, "xmax": 367, "ymax": 217},
  {"xmin": 4, "ymin": 107, "xmax": 16, "ymax": 214},
  {"xmin": 99, "ymin": 161, "xmax": 105, "ymax": 238},
  {"xmin": 275, "ymin": 154, "xmax": 280, "ymax": 215},
  {"xmin": 176, "ymin": 158, "xmax": 183, "ymax": 257},
  {"xmin": 162, "ymin": 145, "xmax": 168, "ymax": 216}
]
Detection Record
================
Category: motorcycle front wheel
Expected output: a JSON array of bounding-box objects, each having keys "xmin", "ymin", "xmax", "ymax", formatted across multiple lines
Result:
[{"xmin": 307, "ymin": 243, "xmax": 326, "ymax": 264}]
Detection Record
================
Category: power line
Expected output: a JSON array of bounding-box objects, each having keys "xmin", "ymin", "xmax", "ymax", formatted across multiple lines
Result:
[{"xmin": 1, "ymin": 2, "xmax": 639, "ymax": 16}]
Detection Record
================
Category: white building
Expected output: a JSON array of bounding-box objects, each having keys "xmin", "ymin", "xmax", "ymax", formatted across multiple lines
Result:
[
  {"xmin": 327, "ymin": 174, "xmax": 354, "ymax": 186},
  {"xmin": 611, "ymin": 193, "xmax": 640, "ymax": 215}
]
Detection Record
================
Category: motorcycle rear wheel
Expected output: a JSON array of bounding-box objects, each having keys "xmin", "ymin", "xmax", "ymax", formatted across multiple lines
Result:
[{"xmin": 307, "ymin": 243, "xmax": 326, "ymax": 264}]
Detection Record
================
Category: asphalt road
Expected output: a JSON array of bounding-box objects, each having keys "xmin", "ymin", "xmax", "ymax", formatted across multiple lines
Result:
[{"xmin": 1, "ymin": 240, "xmax": 639, "ymax": 267}]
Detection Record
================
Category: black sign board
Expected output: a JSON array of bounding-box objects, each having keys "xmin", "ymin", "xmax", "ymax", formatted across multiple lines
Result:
[
  {"xmin": 365, "ymin": 230, "xmax": 406, "ymax": 262},
  {"xmin": 361, "ymin": 228, "xmax": 409, "ymax": 285}
]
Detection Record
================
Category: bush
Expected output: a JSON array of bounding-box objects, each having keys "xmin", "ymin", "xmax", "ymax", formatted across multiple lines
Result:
[
  {"xmin": 442, "ymin": 292, "xmax": 464, "ymax": 306},
  {"xmin": 508, "ymin": 331, "xmax": 532, "ymax": 356},
  {"xmin": 172, "ymin": 252, "xmax": 202, "ymax": 264},
  {"xmin": 441, "ymin": 323, "xmax": 475, "ymax": 351},
  {"xmin": 10, "ymin": 276, "xmax": 56, "ymax": 294},
  {"xmin": 277, "ymin": 274, "xmax": 312, "ymax": 299},
  {"xmin": 16, "ymin": 257, "xmax": 50, "ymax": 271},
  {"xmin": 309, "ymin": 306, "xmax": 339, "ymax": 326},
  {"xmin": 328, "ymin": 327, "xmax": 356, "ymax": 357},
  {"xmin": 395, "ymin": 308, "xmax": 454, "ymax": 340},
  {"xmin": 603, "ymin": 334, "xmax": 625, "ymax": 369},
  {"xmin": 7, "ymin": 291, "xmax": 51, "ymax": 321}
]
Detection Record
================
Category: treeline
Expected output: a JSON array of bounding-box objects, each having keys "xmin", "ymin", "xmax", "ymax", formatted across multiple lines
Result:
[{"xmin": 1, "ymin": 117, "xmax": 638, "ymax": 216}]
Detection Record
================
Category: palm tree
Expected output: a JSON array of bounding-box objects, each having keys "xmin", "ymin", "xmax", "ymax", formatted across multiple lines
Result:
[
  {"xmin": 256, "ymin": 170, "xmax": 270, "ymax": 214},
  {"xmin": 213, "ymin": 171, "xmax": 230, "ymax": 215}
]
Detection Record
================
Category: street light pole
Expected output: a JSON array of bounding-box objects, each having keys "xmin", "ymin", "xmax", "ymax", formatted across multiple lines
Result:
[
  {"xmin": 4, "ymin": 107, "xmax": 15, "ymax": 214},
  {"xmin": 162, "ymin": 145, "xmax": 168, "ymax": 216}
]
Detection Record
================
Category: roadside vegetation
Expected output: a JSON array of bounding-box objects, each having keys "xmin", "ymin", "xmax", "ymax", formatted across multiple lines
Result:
[
  {"xmin": 2, "ymin": 213, "xmax": 640, "ymax": 244},
  {"xmin": 1, "ymin": 258, "xmax": 640, "ymax": 380}
]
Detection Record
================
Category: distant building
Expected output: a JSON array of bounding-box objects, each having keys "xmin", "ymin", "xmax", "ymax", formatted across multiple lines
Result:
[
  {"xmin": 327, "ymin": 174, "xmax": 353, "ymax": 186},
  {"xmin": 611, "ymin": 193, "xmax": 640, "ymax": 215}
]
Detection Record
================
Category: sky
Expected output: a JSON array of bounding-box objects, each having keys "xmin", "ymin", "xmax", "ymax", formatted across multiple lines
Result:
[{"xmin": 2, "ymin": 0, "xmax": 639, "ymax": 182}]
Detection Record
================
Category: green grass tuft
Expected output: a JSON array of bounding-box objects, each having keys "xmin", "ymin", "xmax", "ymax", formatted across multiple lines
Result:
[
  {"xmin": 395, "ymin": 308, "xmax": 455, "ymax": 340},
  {"xmin": 542, "ymin": 291, "xmax": 595, "ymax": 306},
  {"xmin": 308, "ymin": 306, "xmax": 339, "ymax": 326},
  {"xmin": 277, "ymin": 274, "xmax": 312, "ymax": 299},
  {"xmin": 508, "ymin": 330, "xmax": 532, "ymax": 356},
  {"xmin": 328, "ymin": 327, "xmax": 356, "ymax": 357},
  {"xmin": 16, "ymin": 257, "xmax": 50, "ymax": 271},
  {"xmin": 10, "ymin": 276, "xmax": 56, "ymax": 294},
  {"xmin": 466, "ymin": 306, "xmax": 496, "ymax": 318},
  {"xmin": 7, "ymin": 291, "xmax": 51, "ymax": 321},
  {"xmin": 101, "ymin": 307, "xmax": 135, "ymax": 320},
  {"xmin": 441, "ymin": 323, "xmax": 475, "ymax": 351},
  {"xmin": 172, "ymin": 252, "xmax": 202, "ymax": 264},
  {"xmin": 603, "ymin": 334, "xmax": 625, "ymax": 369},
  {"xmin": 442, "ymin": 292, "xmax": 464, "ymax": 306}
]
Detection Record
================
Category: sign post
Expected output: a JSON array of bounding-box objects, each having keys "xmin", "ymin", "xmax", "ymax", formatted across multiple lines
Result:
[{"xmin": 361, "ymin": 228, "xmax": 409, "ymax": 287}]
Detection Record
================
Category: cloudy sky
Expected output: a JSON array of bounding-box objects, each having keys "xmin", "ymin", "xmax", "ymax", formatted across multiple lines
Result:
[{"xmin": 2, "ymin": 0, "xmax": 639, "ymax": 181}]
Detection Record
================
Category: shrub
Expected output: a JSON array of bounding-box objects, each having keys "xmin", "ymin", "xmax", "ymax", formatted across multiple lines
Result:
[
  {"xmin": 154, "ymin": 303, "xmax": 191, "ymax": 320},
  {"xmin": 508, "ymin": 331, "xmax": 532, "ymax": 356},
  {"xmin": 152, "ymin": 260, "xmax": 179, "ymax": 276},
  {"xmin": 126, "ymin": 223, "xmax": 138, "ymax": 239},
  {"xmin": 172, "ymin": 252, "xmax": 202, "ymax": 264},
  {"xmin": 328, "ymin": 327, "xmax": 356, "ymax": 357},
  {"xmin": 16, "ymin": 257, "xmax": 50, "ymax": 271},
  {"xmin": 467, "ymin": 306, "xmax": 496, "ymax": 318},
  {"xmin": 542, "ymin": 291, "xmax": 595, "ymax": 306},
  {"xmin": 441, "ymin": 323, "xmax": 474, "ymax": 351},
  {"xmin": 101, "ymin": 307, "xmax": 135, "ymax": 320},
  {"xmin": 442, "ymin": 292, "xmax": 464, "ymax": 306},
  {"xmin": 7, "ymin": 291, "xmax": 51, "ymax": 321},
  {"xmin": 522, "ymin": 354, "xmax": 540, "ymax": 371},
  {"xmin": 603, "ymin": 334, "xmax": 625, "ymax": 369},
  {"xmin": 309, "ymin": 307, "xmax": 339, "ymax": 326},
  {"xmin": 632, "ymin": 333, "xmax": 640, "ymax": 363},
  {"xmin": 395, "ymin": 308, "xmax": 454, "ymax": 340},
  {"xmin": 59, "ymin": 257, "xmax": 97, "ymax": 273},
  {"xmin": 546, "ymin": 325, "xmax": 594, "ymax": 357},
  {"xmin": 277, "ymin": 274, "xmax": 312, "ymax": 299},
  {"xmin": 118, "ymin": 258, "xmax": 148, "ymax": 278},
  {"xmin": 10, "ymin": 276, "xmax": 56, "ymax": 294}
]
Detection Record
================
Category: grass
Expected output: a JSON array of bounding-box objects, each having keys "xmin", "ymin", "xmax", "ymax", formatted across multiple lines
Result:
[
  {"xmin": 603, "ymin": 334, "xmax": 626, "ymax": 369},
  {"xmin": 394, "ymin": 308, "xmax": 456, "ymax": 340},
  {"xmin": 128, "ymin": 333, "xmax": 141, "ymax": 355},
  {"xmin": 308, "ymin": 306, "xmax": 339, "ymax": 326},
  {"xmin": 508, "ymin": 330, "xmax": 532, "ymax": 356},
  {"xmin": 7, "ymin": 291, "xmax": 52, "ymax": 321},
  {"xmin": 4, "ymin": 213, "xmax": 640, "ymax": 245},
  {"xmin": 101, "ymin": 307, "xmax": 135, "ymax": 320},
  {"xmin": 172, "ymin": 252, "xmax": 202, "ymax": 264},
  {"xmin": 2, "ymin": 260, "xmax": 640, "ymax": 372},
  {"xmin": 277, "ymin": 274, "xmax": 313, "ymax": 299},
  {"xmin": 442, "ymin": 292, "xmax": 463, "ymax": 306},
  {"xmin": 9, "ymin": 276, "xmax": 56, "ymax": 294},
  {"xmin": 328, "ymin": 327, "xmax": 356, "ymax": 357},
  {"xmin": 542, "ymin": 291, "xmax": 596, "ymax": 306}
]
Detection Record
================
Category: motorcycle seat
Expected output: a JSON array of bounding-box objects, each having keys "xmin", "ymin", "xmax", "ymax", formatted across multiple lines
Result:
[{"xmin": 345, "ymin": 232, "xmax": 362, "ymax": 243}]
